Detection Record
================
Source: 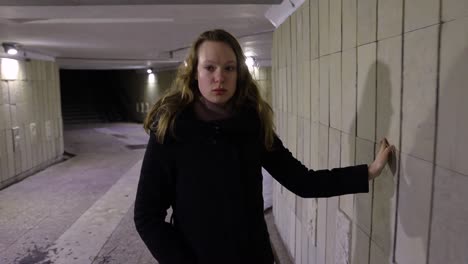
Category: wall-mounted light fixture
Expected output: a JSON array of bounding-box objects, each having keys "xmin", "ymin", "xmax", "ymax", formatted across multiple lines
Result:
[
  {"xmin": 2, "ymin": 43, "xmax": 19, "ymax": 55},
  {"xmin": 1, "ymin": 58, "xmax": 20, "ymax": 80},
  {"xmin": 265, "ymin": 0, "xmax": 305, "ymax": 28},
  {"xmin": 245, "ymin": 56, "xmax": 255, "ymax": 68},
  {"xmin": 147, "ymin": 68, "xmax": 153, "ymax": 74}
]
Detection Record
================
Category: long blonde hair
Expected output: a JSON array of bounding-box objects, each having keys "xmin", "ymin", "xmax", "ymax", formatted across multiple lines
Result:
[{"xmin": 143, "ymin": 29, "xmax": 275, "ymax": 150}]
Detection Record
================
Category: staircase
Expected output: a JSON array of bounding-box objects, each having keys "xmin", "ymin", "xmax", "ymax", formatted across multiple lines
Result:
[{"xmin": 61, "ymin": 103, "xmax": 104, "ymax": 125}]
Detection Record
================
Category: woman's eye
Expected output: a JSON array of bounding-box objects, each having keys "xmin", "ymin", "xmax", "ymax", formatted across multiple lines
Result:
[
  {"xmin": 226, "ymin": 66, "xmax": 236, "ymax": 71},
  {"xmin": 205, "ymin": 66, "xmax": 215, "ymax": 71}
]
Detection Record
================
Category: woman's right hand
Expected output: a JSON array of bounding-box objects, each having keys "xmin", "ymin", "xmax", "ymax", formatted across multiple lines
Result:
[{"xmin": 368, "ymin": 138, "xmax": 395, "ymax": 180}]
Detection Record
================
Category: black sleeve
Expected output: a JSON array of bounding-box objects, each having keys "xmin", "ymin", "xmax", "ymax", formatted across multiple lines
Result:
[
  {"xmin": 261, "ymin": 134, "xmax": 369, "ymax": 198},
  {"xmin": 134, "ymin": 132, "xmax": 196, "ymax": 264}
]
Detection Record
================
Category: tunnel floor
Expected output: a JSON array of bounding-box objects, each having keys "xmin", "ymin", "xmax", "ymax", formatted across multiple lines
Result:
[
  {"xmin": 0, "ymin": 122, "xmax": 158, "ymax": 264},
  {"xmin": 0, "ymin": 122, "xmax": 279, "ymax": 264}
]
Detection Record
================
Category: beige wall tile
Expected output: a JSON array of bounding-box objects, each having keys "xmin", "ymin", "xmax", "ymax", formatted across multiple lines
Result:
[
  {"xmin": 317, "ymin": 197, "xmax": 327, "ymax": 264},
  {"xmin": 343, "ymin": 0, "xmax": 357, "ymax": 50},
  {"xmin": 288, "ymin": 209, "xmax": 297, "ymax": 258},
  {"xmin": 326, "ymin": 196, "xmax": 339, "ymax": 264},
  {"xmin": 335, "ymin": 210, "xmax": 352, "ymax": 264},
  {"xmin": 291, "ymin": 14, "xmax": 298, "ymax": 116},
  {"xmin": 355, "ymin": 137, "xmax": 374, "ymax": 235},
  {"xmin": 17, "ymin": 61, "xmax": 26, "ymax": 81},
  {"xmin": 402, "ymin": 25, "xmax": 439, "ymax": 162},
  {"xmin": 6, "ymin": 127, "xmax": 15, "ymax": 180},
  {"xmin": 378, "ymin": 0, "xmax": 403, "ymax": 40},
  {"xmin": 0, "ymin": 130, "xmax": 7, "ymax": 182},
  {"xmin": 442, "ymin": 0, "xmax": 468, "ymax": 21},
  {"xmin": 341, "ymin": 48, "xmax": 357, "ymax": 135},
  {"xmin": 304, "ymin": 197, "xmax": 317, "ymax": 246},
  {"xmin": 297, "ymin": 61, "xmax": 304, "ymax": 118},
  {"xmin": 297, "ymin": 118, "xmax": 304, "ymax": 163},
  {"xmin": 311, "ymin": 59, "xmax": 320, "ymax": 122},
  {"xmin": 329, "ymin": 127, "xmax": 341, "ymax": 169},
  {"xmin": 303, "ymin": 59, "xmax": 311, "ymax": 120},
  {"xmin": 301, "ymin": 0, "xmax": 311, "ymax": 62},
  {"xmin": 330, "ymin": 52, "xmax": 342, "ymax": 131},
  {"xmin": 303, "ymin": 120, "xmax": 311, "ymax": 168},
  {"xmin": 10, "ymin": 104, "xmax": 18, "ymax": 128},
  {"xmin": 351, "ymin": 224, "xmax": 370, "ymax": 264},
  {"xmin": 340, "ymin": 132, "xmax": 356, "ymax": 219},
  {"xmin": 286, "ymin": 18, "xmax": 292, "ymax": 68},
  {"xmin": 39, "ymin": 61, "xmax": 47, "ymax": 81},
  {"xmin": 24, "ymin": 122, "xmax": 33, "ymax": 171},
  {"xmin": 377, "ymin": 36, "xmax": 402, "ymax": 148},
  {"xmin": 277, "ymin": 27, "xmax": 283, "ymax": 69},
  {"xmin": 310, "ymin": 121, "xmax": 319, "ymax": 170},
  {"xmin": 310, "ymin": 0, "xmax": 319, "ymax": 59},
  {"xmin": 330, "ymin": 0, "xmax": 342, "ymax": 53},
  {"xmin": 0, "ymin": 105, "xmax": 11, "ymax": 130},
  {"xmin": 24, "ymin": 60, "xmax": 32, "ymax": 81},
  {"xmin": 301, "ymin": 223, "xmax": 309, "ymax": 264},
  {"xmin": 288, "ymin": 114, "xmax": 297, "ymax": 156},
  {"xmin": 319, "ymin": 55, "xmax": 330, "ymax": 126},
  {"xmin": 18, "ymin": 125, "xmax": 28, "ymax": 173},
  {"xmin": 357, "ymin": 0, "xmax": 377, "ymax": 45},
  {"xmin": 318, "ymin": 124, "xmax": 329, "ymax": 169},
  {"xmin": 369, "ymin": 241, "xmax": 392, "ymax": 264},
  {"xmin": 287, "ymin": 67, "xmax": 292, "ymax": 114},
  {"xmin": 296, "ymin": 7, "xmax": 303, "ymax": 62},
  {"xmin": 395, "ymin": 153, "xmax": 432, "ymax": 264},
  {"xmin": 295, "ymin": 217, "xmax": 302, "ymax": 263},
  {"xmin": 8, "ymin": 81, "xmax": 17, "ymax": 105},
  {"xmin": 0, "ymin": 81, "xmax": 8, "ymax": 105},
  {"xmin": 280, "ymin": 68, "xmax": 286, "ymax": 112},
  {"xmin": 429, "ymin": 166, "xmax": 468, "ymax": 264},
  {"xmin": 405, "ymin": 0, "xmax": 440, "ymax": 32},
  {"xmin": 371, "ymin": 146, "xmax": 399, "ymax": 257},
  {"xmin": 17, "ymin": 81, "xmax": 26, "ymax": 104},
  {"xmin": 357, "ymin": 43, "xmax": 377, "ymax": 142},
  {"xmin": 308, "ymin": 240, "xmax": 317, "ymax": 263},
  {"xmin": 341, "ymin": 132, "xmax": 356, "ymax": 167},
  {"xmin": 437, "ymin": 17, "xmax": 468, "ymax": 175},
  {"xmin": 319, "ymin": 0, "xmax": 330, "ymax": 56}
]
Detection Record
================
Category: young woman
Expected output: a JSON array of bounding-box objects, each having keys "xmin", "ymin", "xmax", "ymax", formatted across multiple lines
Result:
[{"xmin": 134, "ymin": 29, "xmax": 394, "ymax": 264}]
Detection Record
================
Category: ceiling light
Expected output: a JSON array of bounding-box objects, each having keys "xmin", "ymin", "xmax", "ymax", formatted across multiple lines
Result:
[
  {"xmin": 245, "ymin": 57, "xmax": 255, "ymax": 67},
  {"xmin": 2, "ymin": 43, "xmax": 19, "ymax": 55}
]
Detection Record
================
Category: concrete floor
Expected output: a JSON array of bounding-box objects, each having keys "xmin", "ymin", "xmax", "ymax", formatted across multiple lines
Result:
[
  {"xmin": 0, "ymin": 122, "xmax": 281, "ymax": 264},
  {"xmin": 0, "ymin": 123, "xmax": 156, "ymax": 264}
]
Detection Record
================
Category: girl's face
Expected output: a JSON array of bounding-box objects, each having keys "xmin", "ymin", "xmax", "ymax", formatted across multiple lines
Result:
[{"xmin": 196, "ymin": 41, "xmax": 237, "ymax": 106}]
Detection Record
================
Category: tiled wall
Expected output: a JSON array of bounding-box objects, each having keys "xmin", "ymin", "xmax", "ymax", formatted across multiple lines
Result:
[
  {"xmin": 271, "ymin": 0, "xmax": 468, "ymax": 263},
  {"xmin": 0, "ymin": 58, "xmax": 63, "ymax": 190},
  {"xmin": 251, "ymin": 66, "xmax": 272, "ymax": 104}
]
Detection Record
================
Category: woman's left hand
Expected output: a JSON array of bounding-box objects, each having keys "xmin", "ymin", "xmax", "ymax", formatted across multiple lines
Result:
[{"xmin": 368, "ymin": 138, "xmax": 395, "ymax": 180}]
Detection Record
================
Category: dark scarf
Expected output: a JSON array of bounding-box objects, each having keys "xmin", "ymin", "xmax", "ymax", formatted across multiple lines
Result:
[
  {"xmin": 193, "ymin": 97, "xmax": 233, "ymax": 122},
  {"xmin": 169, "ymin": 99, "xmax": 261, "ymax": 144}
]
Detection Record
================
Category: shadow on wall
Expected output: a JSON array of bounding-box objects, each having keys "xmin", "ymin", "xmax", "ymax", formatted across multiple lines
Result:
[
  {"xmin": 397, "ymin": 43, "xmax": 468, "ymax": 263},
  {"xmin": 396, "ymin": 39, "xmax": 439, "ymax": 264},
  {"xmin": 426, "ymin": 44, "xmax": 468, "ymax": 264},
  {"xmin": 348, "ymin": 61, "xmax": 397, "ymax": 264}
]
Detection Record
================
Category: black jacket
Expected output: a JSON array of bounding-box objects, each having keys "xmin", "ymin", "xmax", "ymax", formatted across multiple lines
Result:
[{"xmin": 134, "ymin": 105, "xmax": 369, "ymax": 264}]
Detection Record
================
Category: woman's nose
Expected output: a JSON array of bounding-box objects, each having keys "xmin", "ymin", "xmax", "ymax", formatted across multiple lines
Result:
[{"xmin": 214, "ymin": 68, "xmax": 224, "ymax": 83}]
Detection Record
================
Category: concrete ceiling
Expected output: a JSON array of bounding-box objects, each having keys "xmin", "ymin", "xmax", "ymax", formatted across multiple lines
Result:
[{"xmin": 0, "ymin": 0, "xmax": 281, "ymax": 70}]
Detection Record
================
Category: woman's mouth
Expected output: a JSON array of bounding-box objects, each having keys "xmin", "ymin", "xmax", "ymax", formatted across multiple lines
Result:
[{"xmin": 212, "ymin": 88, "xmax": 227, "ymax": 94}]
